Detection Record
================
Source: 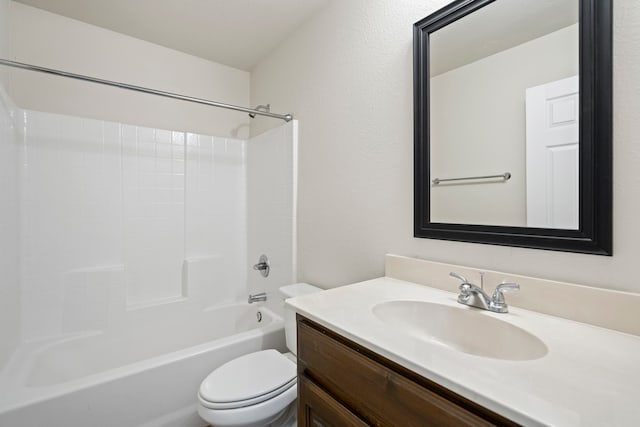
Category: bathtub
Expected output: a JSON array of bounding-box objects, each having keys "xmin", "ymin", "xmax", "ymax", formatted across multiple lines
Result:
[{"xmin": 0, "ymin": 303, "xmax": 285, "ymax": 427}]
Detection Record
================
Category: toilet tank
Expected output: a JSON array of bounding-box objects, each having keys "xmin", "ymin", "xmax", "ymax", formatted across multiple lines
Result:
[{"xmin": 279, "ymin": 283, "xmax": 322, "ymax": 355}]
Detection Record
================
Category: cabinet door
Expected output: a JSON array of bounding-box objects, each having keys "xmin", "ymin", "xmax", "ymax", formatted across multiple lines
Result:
[
  {"xmin": 297, "ymin": 315, "xmax": 518, "ymax": 427},
  {"xmin": 299, "ymin": 375, "xmax": 368, "ymax": 427}
]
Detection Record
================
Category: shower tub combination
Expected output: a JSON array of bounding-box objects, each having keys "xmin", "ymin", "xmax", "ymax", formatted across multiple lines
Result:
[
  {"xmin": 0, "ymin": 59, "xmax": 297, "ymax": 427},
  {"xmin": 0, "ymin": 304, "xmax": 285, "ymax": 427}
]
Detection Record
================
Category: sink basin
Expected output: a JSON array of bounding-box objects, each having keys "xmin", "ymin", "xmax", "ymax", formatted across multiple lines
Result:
[{"xmin": 372, "ymin": 300, "xmax": 547, "ymax": 361}]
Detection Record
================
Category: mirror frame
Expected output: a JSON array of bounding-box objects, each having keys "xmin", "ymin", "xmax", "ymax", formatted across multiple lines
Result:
[{"xmin": 413, "ymin": 0, "xmax": 612, "ymax": 255}]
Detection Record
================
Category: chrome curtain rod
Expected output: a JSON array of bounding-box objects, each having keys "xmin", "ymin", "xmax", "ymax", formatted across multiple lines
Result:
[
  {"xmin": 0, "ymin": 58, "xmax": 293, "ymax": 122},
  {"xmin": 432, "ymin": 172, "xmax": 511, "ymax": 185}
]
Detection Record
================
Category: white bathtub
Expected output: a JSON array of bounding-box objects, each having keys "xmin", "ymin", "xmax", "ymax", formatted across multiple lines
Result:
[{"xmin": 0, "ymin": 303, "xmax": 285, "ymax": 427}]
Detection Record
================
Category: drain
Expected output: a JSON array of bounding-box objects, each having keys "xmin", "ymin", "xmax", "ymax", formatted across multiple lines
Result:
[{"xmin": 256, "ymin": 311, "xmax": 263, "ymax": 322}]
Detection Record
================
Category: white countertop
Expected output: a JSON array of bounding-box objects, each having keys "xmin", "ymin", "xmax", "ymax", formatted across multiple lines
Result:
[{"xmin": 286, "ymin": 277, "xmax": 640, "ymax": 426}]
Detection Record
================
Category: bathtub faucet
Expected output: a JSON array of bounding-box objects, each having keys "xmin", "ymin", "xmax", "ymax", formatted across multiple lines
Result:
[{"xmin": 248, "ymin": 292, "xmax": 267, "ymax": 304}]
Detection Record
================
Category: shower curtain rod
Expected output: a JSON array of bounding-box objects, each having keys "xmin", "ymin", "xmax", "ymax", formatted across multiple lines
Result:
[{"xmin": 0, "ymin": 58, "xmax": 293, "ymax": 122}]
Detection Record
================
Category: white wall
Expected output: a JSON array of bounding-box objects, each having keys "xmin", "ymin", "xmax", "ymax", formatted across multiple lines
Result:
[
  {"xmin": 8, "ymin": 2, "xmax": 250, "ymax": 138},
  {"xmin": 430, "ymin": 24, "xmax": 578, "ymax": 226},
  {"xmin": 0, "ymin": 0, "xmax": 20, "ymax": 368},
  {"xmin": 251, "ymin": 0, "xmax": 640, "ymax": 293}
]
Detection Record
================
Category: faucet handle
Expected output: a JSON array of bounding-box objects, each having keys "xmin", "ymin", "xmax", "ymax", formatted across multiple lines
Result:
[
  {"xmin": 450, "ymin": 272, "xmax": 474, "ymax": 292},
  {"xmin": 450, "ymin": 272, "xmax": 482, "ymax": 292},
  {"xmin": 449, "ymin": 272, "xmax": 469, "ymax": 285},
  {"xmin": 490, "ymin": 282, "xmax": 520, "ymax": 313},
  {"xmin": 252, "ymin": 254, "xmax": 270, "ymax": 277},
  {"xmin": 450, "ymin": 272, "xmax": 476, "ymax": 304}
]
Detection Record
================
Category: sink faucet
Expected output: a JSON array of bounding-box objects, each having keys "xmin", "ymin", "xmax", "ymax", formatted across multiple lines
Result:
[{"xmin": 450, "ymin": 272, "xmax": 519, "ymax": 313}]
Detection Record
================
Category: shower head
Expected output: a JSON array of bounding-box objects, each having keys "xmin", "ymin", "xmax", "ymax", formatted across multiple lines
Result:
[{"xmin": 248, "ymin": 104, "xmax": 271, "ymax": 118}]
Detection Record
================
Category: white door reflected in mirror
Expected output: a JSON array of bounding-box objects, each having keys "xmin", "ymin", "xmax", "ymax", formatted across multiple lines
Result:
[{"xmin": 526, "ymin": 76, "xmax": 579, "ymax": 229}]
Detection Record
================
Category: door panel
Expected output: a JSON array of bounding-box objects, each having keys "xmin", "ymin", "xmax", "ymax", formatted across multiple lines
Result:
[{"xmin": 525, "ymin": 75, "xmax": 579, "ymax": 229}]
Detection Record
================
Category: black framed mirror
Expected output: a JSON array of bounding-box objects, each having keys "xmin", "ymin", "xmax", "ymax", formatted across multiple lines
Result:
[{"xmin": 414, "ymin": 0, "xmax": 612, "ymax": 255}]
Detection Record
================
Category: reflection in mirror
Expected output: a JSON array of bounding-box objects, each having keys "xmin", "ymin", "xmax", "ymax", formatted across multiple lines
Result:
[
  {"xmin": 429, "ymin": 0, "xmax": 579, "ymax": 229},
  {"xmin": 413, "ymin": 0, "xmax": 612, "ymax": 255}
]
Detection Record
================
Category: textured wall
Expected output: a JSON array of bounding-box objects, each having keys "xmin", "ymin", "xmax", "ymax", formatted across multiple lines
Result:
[
  {"xmin": 0, "ymin": 0, "xmax": 9, "ymax": 86},
  {"xmin": 9, "ymin": 2, "xmax": 250, "ymax": 138},
  {"xmin": 251, "ymin": 0, "xmax": 640, "ymax": 293}
]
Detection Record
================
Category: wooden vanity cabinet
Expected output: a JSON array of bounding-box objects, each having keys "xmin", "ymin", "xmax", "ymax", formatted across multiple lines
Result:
[{"xmin": 296, "ymin": 315, "xmax": 519, "ymax": 427}]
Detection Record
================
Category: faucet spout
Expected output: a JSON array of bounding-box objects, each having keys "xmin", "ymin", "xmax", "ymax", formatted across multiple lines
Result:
[
  {"xmin": 248, "ymin": 292, "xmax": 267, "ymax": 304},
  {"xmin": 450, "ymin": 272, "xmax": 491, "ymax": 309},
  {"xmin": 458, "ymin": 284, "xmax": 492, "ymax": 310}
]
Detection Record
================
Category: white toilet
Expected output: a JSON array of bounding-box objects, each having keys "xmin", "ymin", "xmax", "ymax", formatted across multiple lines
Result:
[{"xmin": 197, "ymin": 283, "xmax": 322, "ymax": 427}]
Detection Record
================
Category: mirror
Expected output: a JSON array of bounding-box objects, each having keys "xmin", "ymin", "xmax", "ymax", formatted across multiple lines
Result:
[{"xmin": 414, "ymin": 0, "xmax": 612, "ymax": 255}]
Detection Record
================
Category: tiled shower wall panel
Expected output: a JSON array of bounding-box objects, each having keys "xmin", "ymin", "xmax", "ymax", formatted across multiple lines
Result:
[
  {"xmin": 0, "ymin": 89, "xmax": 20, "ymax": 367},
  {"xmin": 247, "ymin": 121, "xmax": 297, "ymax": 313},
  {"xmin": 186, "ymin": 134, "xmax": 247, "ymax": 308},
  {"xmin": 19, "ymin": 110, "xmax": 247, "ymax": 341},
  {"xmin": 122, "ymin": 126, "xmax": 185, "ymax": 306},
  {"xmin": 19, "ymin": 113, "xmax": 124, "ymax": 340}
]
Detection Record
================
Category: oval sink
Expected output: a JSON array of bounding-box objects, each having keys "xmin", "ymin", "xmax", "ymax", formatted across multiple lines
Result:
[{"xmin": 372, "ymin": 300, "xmax": 547, "ymax": 361}]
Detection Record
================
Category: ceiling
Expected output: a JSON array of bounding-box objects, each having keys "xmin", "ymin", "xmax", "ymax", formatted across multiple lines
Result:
[{"xmin": 14, "ymin": 0, "xmax": 330, "ymax": 71}]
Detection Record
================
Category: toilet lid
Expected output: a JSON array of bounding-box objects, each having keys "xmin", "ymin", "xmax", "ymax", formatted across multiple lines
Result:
[{"xmin": 199, "ymin": 349, "xmax": 297, "ymax": 409}]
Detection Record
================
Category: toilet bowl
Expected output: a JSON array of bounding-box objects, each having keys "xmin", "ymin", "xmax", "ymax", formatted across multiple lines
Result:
[{"xmin": 197, "ymin": 283, "xmax": 322, "ymax": 427}]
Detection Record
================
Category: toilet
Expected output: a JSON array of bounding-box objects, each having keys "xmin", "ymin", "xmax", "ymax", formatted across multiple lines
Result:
[{"xmin": 197, "ymin": 283, "xmax": 322, "ymax": 427}]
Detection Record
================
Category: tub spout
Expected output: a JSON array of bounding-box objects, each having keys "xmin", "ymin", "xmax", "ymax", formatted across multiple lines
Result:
[{"xmin": 248, "ymin": 292, "xmax": 267, "ymax": 304}]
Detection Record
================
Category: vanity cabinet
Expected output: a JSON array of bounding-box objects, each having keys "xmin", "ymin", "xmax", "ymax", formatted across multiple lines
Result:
[{"xmin": 296, "ymin": 315, "xmax": 519, "ymax": 427}]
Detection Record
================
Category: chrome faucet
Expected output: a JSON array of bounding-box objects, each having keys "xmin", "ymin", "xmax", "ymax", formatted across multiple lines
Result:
[
  {"xmin": 248, "ymin": 292, "xmax": 267, "ymax": 304},
  {"xmin": 450, "ymin": 272, "xmax": 519, "ymax": 313}
]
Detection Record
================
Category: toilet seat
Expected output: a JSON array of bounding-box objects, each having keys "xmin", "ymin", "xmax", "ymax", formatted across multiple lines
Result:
[
  {"xmin": 198, "ymin": 349, "xmax": 297, "ymax": 410},
  {"xmin": 199, "ymin": 377, "xmax": 296, "ymax": 410},
  {"xmin": 197, "ymin": 382, "xmax": 297, "ymax": 427}
]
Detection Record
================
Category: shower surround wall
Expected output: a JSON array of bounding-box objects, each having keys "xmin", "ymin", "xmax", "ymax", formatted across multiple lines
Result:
[
  {"xmin": 247, "ymin": 122, "xmax": 298, "ymax": 314},
  {"xmin": 0, "ymin": 89, "xmax": 19, "ymax": 367},
  {"xmin": 0, "ymin": 98, "xmax": 296, "ymax": 426},
  {"xmin": 0, "ymin": 0, "xmax": 20, "ymax": 369},
  {"xmin": 19, "ymin": 110, "xmax": 246, "ymax": 341},
  {"xmin": 14, "ymin": 107, "xmax": 294, "ymax": 343}
]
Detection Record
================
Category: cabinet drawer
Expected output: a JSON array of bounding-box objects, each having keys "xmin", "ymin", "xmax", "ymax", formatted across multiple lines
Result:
[
  {"xmin": 297, "ymin": 316, "xmax": 517, "ymax": 427},
  {"xmin": 299, "ymin": 374, "xmax": 369, "ymax": 427}
]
